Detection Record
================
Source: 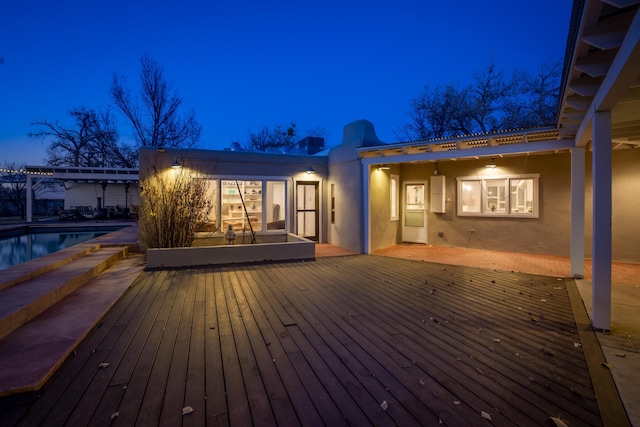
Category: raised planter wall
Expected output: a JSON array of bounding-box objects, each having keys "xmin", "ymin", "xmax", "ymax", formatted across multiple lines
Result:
[{"xmin": 146, "ymin": 233, "xmax": 315, "ymax": 268}]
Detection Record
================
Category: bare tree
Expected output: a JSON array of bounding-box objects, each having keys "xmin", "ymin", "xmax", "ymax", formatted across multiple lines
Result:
[
  {"xmin": 248, "ymin": 122, "xmax": 297, "ymax": 151},
  {"xmin": 461, "ymin": 60, "xmax": 514, "ymax": 134},
  {"xmin": 112, "ymin": 55, "xmax": 202, "ymax": 149},
  {"xmin": 139, "ymin": 160, "xmax": 211, "ymax": 249},
  {"xmin": 397, "ymin": 60, "xmax": 561, "ymax": 142},
  {"xmin": 502, "ymin": 60, "xmax": 561, "ymax": 128},
  {"xmin": 396, "ymin": 85, "xmax": 463, "ymax": 141},
  {"xmin": 30, "ymin": 107, "xmax": 135, "ymax": 168},
  {"xmin": 87, "ymin": 109, "xmax": 137, "ymax": 168}
]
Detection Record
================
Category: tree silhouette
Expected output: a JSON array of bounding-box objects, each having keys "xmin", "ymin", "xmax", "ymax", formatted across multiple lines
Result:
[
  {"xmin": 396, "ymin": 59, "xmax": 561, "ymax": 142},
  {"xmin": 112, "ymin": 55, "xmax": 201, "ymax": 149},
  {"xmin": 30, "ymin": 107, "xmax": 136, "ymax": 168}
]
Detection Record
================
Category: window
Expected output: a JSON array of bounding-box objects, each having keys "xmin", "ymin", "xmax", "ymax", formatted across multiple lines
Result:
[
  {"xmin": 266, "ymin": 181, "xmax": 286, "ymax": 230},
  {"xmin": 390, "ymin": 174, "xmax": 399, "ymax": 221},
  {"xmin": 221, "ymin": 180, "xmax": 262, "ymax": 231},
  {"xmin": 201, "ymin": 178, "xmax": 218, "ymax": 229},
  {"xmin": 460, "ymin": 180, "xmax": 482, "ymax": 213},
  {"xmin": 220, "ymin": 179, "xmax": 288, "ymax": 232},
  {"xmin": 331, "ymin": 183, "xmax": 335, "ymax": 224},
  {"xmin": 457, "ymin": 174, "xmax": 539, "ymax": 218},
  {"xmin": 485, "ymin": 179, "xmax": 507, "ymax": 213},
  {"xmin": 510, "ymin": 179, "xmax": 535, "ymax": 214}
]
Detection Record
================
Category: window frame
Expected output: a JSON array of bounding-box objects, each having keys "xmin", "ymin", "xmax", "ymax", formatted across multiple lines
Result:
[
  {"xmin": 456, "ymin": 173, "xmax": 539, "ymax": 218},
  {"xmin": 216, "ymin": 177, "xmax": 289, "ymax": 233},
  {"xmin": 390, "ymin": 174, "xmax": 399, "ymax": 221}
]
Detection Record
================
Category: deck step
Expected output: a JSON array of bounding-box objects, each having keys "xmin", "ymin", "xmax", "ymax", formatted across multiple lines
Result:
[
  {"xmin": 0, "ymin": 243, "xmax": 102, "ymax": 292},
  {"xmin": 0, "ymin": 253, "xmax": 145, "ymax": 396},
  {"xmin": 0, "ymin": 247, "xmax": 128, "ymax": 341}
]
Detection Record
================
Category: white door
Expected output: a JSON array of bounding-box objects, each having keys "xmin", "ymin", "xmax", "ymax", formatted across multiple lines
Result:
[{"xmin": 402, "ymin": 181, "xmax": 427, "ymax": 243}]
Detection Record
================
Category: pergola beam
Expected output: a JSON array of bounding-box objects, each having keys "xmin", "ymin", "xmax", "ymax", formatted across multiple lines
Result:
[{"xmin": 576, "ymin": 7, "xmax": 640, "ymax": 145}]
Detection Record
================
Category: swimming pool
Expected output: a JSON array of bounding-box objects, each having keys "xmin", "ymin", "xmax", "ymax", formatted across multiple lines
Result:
[{"xmin": 0, "ymin": 226, "xmax": 124, "ymax": 271}]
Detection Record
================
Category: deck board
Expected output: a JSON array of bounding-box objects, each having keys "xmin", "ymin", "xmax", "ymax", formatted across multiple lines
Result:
[
  {"xmin": 240, "ymin": 267, "xmax": 380, "ymax": 426},
  {"xmin": 92, "ymin": 270, "xmax": 171, "ymax": 424},
  {"xmin": 266, "ymin": 262, "xmax": 446, "ymax": 426},
  {"xmin": 232, "ymin": 269, "xmax": 312, "ymax": 426},
  {"xmin": 203, "ymin": 268, "xmax": 230, "ymax": 426},
  {"xmin": 223, "ymin": 269, "xmax": 277, "ymax": 426},
  {"xmin": 20, "ymin": 269, "xmax": 158, "ymax": 426},
  {"xmin": 64, "ymin": 271, "xmax": 168, "ymax": 426},
  {"xmin": 115, "ymin": 270, "xmax": 180, "ymax": 425},
  {"xmin": 182, "ymin": 267, "xmax": 207, "ymax": 427},
  {"xmin": 4, "ymin": 255, "xmax": 615, "ymax": 426}
]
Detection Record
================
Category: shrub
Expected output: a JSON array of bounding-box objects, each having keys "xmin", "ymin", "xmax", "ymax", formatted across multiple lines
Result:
[{"xmin": 139, "ymin": 162, "xmax": 211, "ymax": 250}]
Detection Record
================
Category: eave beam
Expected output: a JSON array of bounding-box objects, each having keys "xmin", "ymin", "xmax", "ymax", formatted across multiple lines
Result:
[{"xmin": 576, "ymin": 8, "xmax": 640, "ymax": 146}]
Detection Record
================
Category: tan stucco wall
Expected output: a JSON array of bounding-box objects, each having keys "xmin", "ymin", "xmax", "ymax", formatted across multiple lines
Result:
[
  {"xmin": 138, "ymin": 131, "xmax": 640, "ymax": 262},
  {"xmin": 139, "ymin": 147, "xmax": 328, "ymax": 179},
  {"xmin": 418, "ymin": 154, "xmax": 572, "ymax": 256},
  {"xmin": 326, "ymin": 119, "xmax": 385, "ymax": 253},
  {"xmin": 585, "ymin": 148, "xmax": 640, "ymax": 263},
  {"xmin": 369, "ymin": 165, "xmax": 401, "ymax": 251},
  {"xmin": 326, "ymin": 159, "xmax": 363, "ymax": 253},
  {"xmin": 139, "ymin": 147, "xmax": 329, "ymax": 242},
  {"xmin": 369, "ymin": 155, "xmax": 573, "ymax": 255},
  {"xmin": 368, "ymin": 150, "xmax": 639, "ymax": 262}
]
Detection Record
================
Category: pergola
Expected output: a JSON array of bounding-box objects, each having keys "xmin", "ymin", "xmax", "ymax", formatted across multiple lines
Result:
[
  {"xmin": 359, "ymin": 0, "xmax": 640, "ymax": 331},
  {"xmin": 24, "ymin": 166, "xmax": 139, "ymax": 222},
  {"xmin": 557, "ymin": 0, "xmax": 640, "ymax": 330}
]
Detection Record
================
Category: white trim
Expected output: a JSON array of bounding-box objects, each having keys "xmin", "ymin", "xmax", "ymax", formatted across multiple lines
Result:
[
  {"xmin": 363, "ymin": 163, "xmax": 371, "ymax": 254},
  {"xmin": 456, "ymin": 174, "xmax": 540, "ymax": 218},
  {"xmin": 292, "ymin": 177, "xmax": 323, "ymax": 242},
  {"xmin": 570, "ymin": 148, "xmax": 585, "ymax": 278},
  {"xmin": 591, "ymin": 110, "xmax": 613, "ymax": 330},
  {"xmin": 575, "ymin": 7, "xmax": 640, "ymax": 146},
  {"xmin": 390, "ymin": 174, "xmax": 399, "ymax": 221},
  {"xmin": 401, "ymin": 180, "xmax": 428, "ymax": 244}
]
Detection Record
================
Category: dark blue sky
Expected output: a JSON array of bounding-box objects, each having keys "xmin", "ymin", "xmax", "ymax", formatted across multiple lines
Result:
[{"xmin": 0, "ymin": 0, "xmax": 573, "ymax": 165}]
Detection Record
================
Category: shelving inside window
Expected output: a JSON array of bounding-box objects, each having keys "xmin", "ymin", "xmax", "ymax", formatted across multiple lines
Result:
[
  {"xmin": 457, "ymin": 174, "xmax": 539, "ymax": 218},
  {"xmin": 221, "ymin": 180, "xmax": 263, "ymax": 232}
]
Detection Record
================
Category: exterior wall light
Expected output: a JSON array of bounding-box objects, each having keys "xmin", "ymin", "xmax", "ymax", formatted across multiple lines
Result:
[
  {"xmin": 485, "ymin": 158, "xmax": 497, "ymax": 168},
  {"xmin": 378, "ymin": 164, "xmax": 390, "ymax": 171},
  {"xmin": 306, "ymin": 165, "xmax": 314, "ymax": 174},
  {"xmin": 171, "ymin": 158, "xmax": 182, "ymax": 169}
]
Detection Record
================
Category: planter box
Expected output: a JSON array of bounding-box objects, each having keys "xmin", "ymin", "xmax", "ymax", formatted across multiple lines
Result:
[{"xmin": 146, "ymin": 233, "xmax": 315, "ymax": 268}]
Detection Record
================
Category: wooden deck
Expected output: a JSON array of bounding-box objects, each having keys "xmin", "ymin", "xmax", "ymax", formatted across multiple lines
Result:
[{"xmin": 1, "ymin": 255, "xmax": 612, "ymax": 426}]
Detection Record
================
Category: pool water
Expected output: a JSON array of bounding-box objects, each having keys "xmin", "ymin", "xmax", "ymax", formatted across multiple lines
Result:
[{"xmin": 0, "ymin": 231, "xmax": 108, "ymax": 271}]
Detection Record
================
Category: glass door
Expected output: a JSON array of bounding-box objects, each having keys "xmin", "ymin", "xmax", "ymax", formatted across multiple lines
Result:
[
  {"xmin": 402, "ymin": 181, "xmax": 427, "ymax": 243},
  {"xmin": 296, "ymin": 182, "xmax": 319, "ymax": 241}
]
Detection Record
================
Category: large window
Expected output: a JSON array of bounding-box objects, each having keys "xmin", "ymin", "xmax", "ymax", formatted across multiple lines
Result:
[
  {"xmin": 221, "ymin": 180, "xmax": 262, "ymax": 232},
  {"xmin": 457, "ymin": 174, "xmax": 539, "ymax": 218},
  {"xmin": 266, "ymin": 181, "xmax": 286, "ymax": 230},
  {"xmin": 220, "ymin": 179, "xmax": 287, "ymax": 232}
]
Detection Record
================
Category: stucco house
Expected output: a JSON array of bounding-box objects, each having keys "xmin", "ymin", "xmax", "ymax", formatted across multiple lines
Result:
[{"xmin": 140, "ymin": 0, "xmax": 639, "ymax": 333}]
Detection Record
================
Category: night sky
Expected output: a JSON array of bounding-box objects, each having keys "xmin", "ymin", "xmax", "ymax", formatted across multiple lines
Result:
[{"xmin": 0, "ymin": 0, "xmax": 573, "ymax": 165}]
